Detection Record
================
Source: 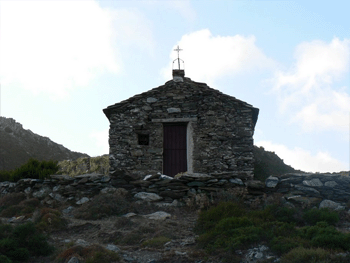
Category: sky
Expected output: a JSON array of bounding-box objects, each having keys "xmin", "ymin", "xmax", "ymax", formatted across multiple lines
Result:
[{"xmin": 0, "ymin": 0, "xmax": 349, "ymax": 173}]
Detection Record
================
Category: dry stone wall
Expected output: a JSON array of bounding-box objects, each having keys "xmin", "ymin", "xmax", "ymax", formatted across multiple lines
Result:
[{"xmin": 0, "ymin": 172, "xmax": 349, "ymax": 211}]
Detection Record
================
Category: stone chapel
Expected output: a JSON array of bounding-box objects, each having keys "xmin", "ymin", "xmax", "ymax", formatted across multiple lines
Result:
[{"xmin": 103, "ymin": 64, "xmax": 259, "ymax": 181}]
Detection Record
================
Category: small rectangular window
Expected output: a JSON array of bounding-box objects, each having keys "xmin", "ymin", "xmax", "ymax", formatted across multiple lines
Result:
[{"xmin": 138, "ymin": 134, "xmax": 149, "ymax": 145}]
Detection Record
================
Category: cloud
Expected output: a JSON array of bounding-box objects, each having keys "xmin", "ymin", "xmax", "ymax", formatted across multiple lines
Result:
[
  {"xmin": 0, "ymin": 0, "xmax": 119, "ymax": 98},
  {"xmin": 161, "ymin": 29, "xmax": 275, "ymax": 86},
  {"xmin": 272, "ymin": 37, "xmax": 350, "ymax": 132},
  {"xmin": 0, "ymin": 1, "xmax": 155, "ymax": 99},
  {"xmin": 256, "ymin": 141, "xmax": 348, "ymax": 173}
]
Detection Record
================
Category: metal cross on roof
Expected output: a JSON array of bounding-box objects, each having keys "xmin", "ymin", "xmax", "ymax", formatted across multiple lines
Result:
[{"xmin": 173, "ymin": 45, "xmax": 183, "ymax": 70}]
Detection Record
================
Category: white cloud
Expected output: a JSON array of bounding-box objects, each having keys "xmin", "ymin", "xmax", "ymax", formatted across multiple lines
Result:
[
  {"xmin": 0, "ymin": 1, "xmax": 155, "ymax": 99},
  {"xmin": 89, "ymin": 129, "xmax": 109, "ymax": 157},
  {"xmin": 256, "ymin": 141, "xmax": 348, "ymax": 173},
  {"xmin": 272, "ymin": 38, "xmax": 350, "ymax": 132},
  {"xmin": 161, "ymin": 29, "xmax": 275, "ymax": 86},
  {"xmin": 0, "ymin": 0, "xmax": 119, "ymax": 98}
]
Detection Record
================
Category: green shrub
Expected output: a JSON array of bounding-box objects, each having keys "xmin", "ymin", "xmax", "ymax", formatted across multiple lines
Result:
[
  {"xmin": 195, "ymin": 202, "xmax": 245, "ymax": 233},
  {"xmin": 36, "ymin": 208, "xmax": 67, "ymax": 233},
  {"xmin": 0, "ymin": 158, "xmax": 59, "ymax": 182},
  {"xmin": 0, "ymin": 170, "xmax": 12, "ymax": 182},
  {"xmin": 270, "ymin": 236, "xmax": 305, "ymax": 255},
  {"xmin": 281, "ymin": 247, "xmax": 331, "ymax": 263},
  {"xmin": 0, "ymin": 222, "xmax": 54, "ymax": 261},
  {"xmin": 0, "ymin": 254, "xmax": 12, "ymax": 263},
  {"xmin": 303, "ymin": 208, "xmax": 339, "ymax": 225},
  {"xmin": 74, "ymin": 193, "xmax": 129, "ymax": 220},
  {"xmin": 299, "ymin": 222, "xmax": 350, "ymax": 251},
  {"xmin": 142, "ymin": 236, "xmax": 171, "ymax": 248},
  {"xmin": 196, "ymin": 201, "xmax": 350, "ymax": 261}
]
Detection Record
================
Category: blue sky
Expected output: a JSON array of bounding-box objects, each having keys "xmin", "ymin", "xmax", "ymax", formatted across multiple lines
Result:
[{"xmin": 0, "ymin": 0, "xmax": 349, "ymax": 173}]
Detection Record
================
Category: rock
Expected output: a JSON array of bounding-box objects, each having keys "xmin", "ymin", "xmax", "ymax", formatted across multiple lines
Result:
[
  {"xmin": 123, "ymin": 212, "xmax": 137, "ymax": 218},
  {"xmin": 325, "ymin": 181, "xmax": 338, "ymax": 187},
  {"xmin": 62, "ymin": 206, "xmax": 74, "ymax": 215},
  {"xmin": 265, "ymin": 176, "xmax": 279, "ymax": 188},
  {"xmin": 24, "ymin": 187, "xmax": 31, "ymax": 194},
  {"xmin": 246, "ymin": 180, "xmax": 265, "ymax": 189},
  {"xmin": 230, "ymin": 178, "xmax": 244, "ymax": 185},
  {"xmin": 76, "ymin": 197, "xmax": 90, "ymax": 205},
  {"xmin": 187, "ymin": 181, "xmax": 205, "ymax": 187},
  {"xmin": 144, "ymin": 211, "xmax": 171, "ymax": 220},
  {"xmin": 175, "ymin": 251, "xmax": 187, "ymax": 256},
  {"xmin": 147, "ymin": 97, "xmax": 157, "ymax": 103},
  {"xmin": 242, "ymin": 245, "xmax": 274, "ymax": 263},
  {"xmin": 8, "ymin": 215, "xmax": 26, "ymax": 223},
  {"xmin": 159, "ymin": 190, "xmax": 185, "ymax": 199},
  {"xmin": 53, "ymin": 193, "xmax": 66, "ymax": 202},
  {"xmin": 32, "ymin": 187, "xmax": 50, "ymax": 198},
  {"xmin": 106, "ymin": 244, "xmax": 120, "ymax": 253},
  {"xmin": 100, "ymin": 187, "xmax": 117, "ymax": 194},
  {"xmin": 67, "ymin": 257, "xmax": 80, "ymax": 263},
  {"xmin": 286, "ymin": 195, "xmax": 321, "ymax": 207},
  {"xmin": 167, "ymin": 108, "xmax": 181, "ymax": 113},
  {"xmin": 75, "ymin": 239, "xmax": 89, "ymax": 247},
  {"xmin": 319, "ymin": 199, "xmax": 345, "ymax": 211},
  {"xmin": 134, "ymin": 192, "xmax": 163, "ymax": 202},
  {"xmin": 181, "ymin": 172, "xmax": 213, "ymax": 180},
  {"xmin": 303, "ymin": 178, "xmax": 323, "ymax": 187},
  {"xmin": 50, "ymin": 174, "xmax": 75, "ymax": 181}
]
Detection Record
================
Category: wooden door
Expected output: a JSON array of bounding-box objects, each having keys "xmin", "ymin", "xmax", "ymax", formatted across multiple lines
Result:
[{"xmin": 163, "ymin": 123, "xmax": 187, "ymax": 177}]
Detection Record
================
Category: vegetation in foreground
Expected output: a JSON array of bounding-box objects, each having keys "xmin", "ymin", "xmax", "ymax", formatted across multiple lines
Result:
[
  {"xmin": 195, "ymin": 201, "xmax": 350, "ymax": 262},
  {"xmin": 0, "ymin": 158, "xmax": 59, "ymax": 182},
  {"xmin": 0, "ymin": 222, "xmax": 54, "ymax": 262}
]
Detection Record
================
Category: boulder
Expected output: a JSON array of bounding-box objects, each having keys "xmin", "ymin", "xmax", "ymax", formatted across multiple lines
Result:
[
  {"xmin": 144, "ymin": 211, "xmax": 171, "ymax": 220},
  {"xmin": 319, "ymin": 199, "xmax": 345, "ymax": 211},
  {"xmin": 134, "ymin": 192, "xmax": 163, "ymax": 202}
]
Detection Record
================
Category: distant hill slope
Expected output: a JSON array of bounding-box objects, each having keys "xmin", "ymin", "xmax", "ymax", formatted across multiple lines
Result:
[
  {"xmin": 0, "ymin": 117, "xmax": 89, "ymax": 171},
  {"xmin": 253, "ymin": 145, "xmax": 299, "ymax": 181}
]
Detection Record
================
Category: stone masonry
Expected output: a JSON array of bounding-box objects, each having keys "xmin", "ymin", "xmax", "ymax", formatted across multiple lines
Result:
[{"xmin": 103, "ymin": 70, "xmax": 259, "ymax": 182}]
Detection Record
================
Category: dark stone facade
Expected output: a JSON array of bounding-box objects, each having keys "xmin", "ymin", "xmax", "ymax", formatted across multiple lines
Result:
[{"xmin": 103, "ymin": 71, "xmax": 259, "ymax": 180}]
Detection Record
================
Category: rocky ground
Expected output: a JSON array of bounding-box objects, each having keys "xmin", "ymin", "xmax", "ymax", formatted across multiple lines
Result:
[{"xmin": 21, "ymin": 200, "xmax": 222, "ymax": 263}]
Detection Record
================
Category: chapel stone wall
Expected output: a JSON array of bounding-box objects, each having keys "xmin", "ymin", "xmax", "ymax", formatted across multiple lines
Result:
[{"xmin": 105, "ymin": 78, "xmax": 258, "ymax": 181}]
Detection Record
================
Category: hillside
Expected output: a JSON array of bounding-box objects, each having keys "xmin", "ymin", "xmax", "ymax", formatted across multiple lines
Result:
[
  {"xmin": 0, "ymin": 117, "xmax": 89, "ymax": 171},
  {"xmin": 253, "ymin": 145, "xmax": 299, "ymax": 180}
]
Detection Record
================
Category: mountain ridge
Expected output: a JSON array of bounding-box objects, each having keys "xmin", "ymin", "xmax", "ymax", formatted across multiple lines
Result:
[{"xmin": 0, "ymin": 116, "xmax": 89, "ymax": 171}]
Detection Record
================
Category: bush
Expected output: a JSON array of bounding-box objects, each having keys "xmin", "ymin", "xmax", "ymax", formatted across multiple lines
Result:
[
  {"xmin": 0, "ymin": 158, "xmax": 59, "ymax": 182},
  {"xmin": 299, "ymin": 222, "xmax": 350, "ymax": 251},
  {"xmin": 195, "ymin": 202, "xmax": 245, "ymax": 233},
  {"xmin": 281, "ymin": 247, "xmax": 331, "ymax": 263},
  {"xmin": 0, "ymin": 222, "xmax": 54, "ymax": 261},
  {"xmin": 142, "ymin": 236, "xmax": 171, "ymax": 248},
  {"xmin": 74, "ymin": 193, "xmax": 129, "ymax": 220},
  {"xmin": 36, "ymin": 208, "xmax": 67, "ymax": 233},
  {"xmin": 0, "ymin": 254, "xmax": 12, "ymax": 263},
  {"xmin": 195, "ymin": 201, "xmax": 350, "ymax": 261},
  {"xmin": 303, "ymin": 208, "xmax": 339, "ymax": 225}
]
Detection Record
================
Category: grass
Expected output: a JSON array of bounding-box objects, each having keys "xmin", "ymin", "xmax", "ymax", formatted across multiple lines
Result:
[{"xmin": 195, "ymin": 201, "xmax": 350, "ymax": 262}]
